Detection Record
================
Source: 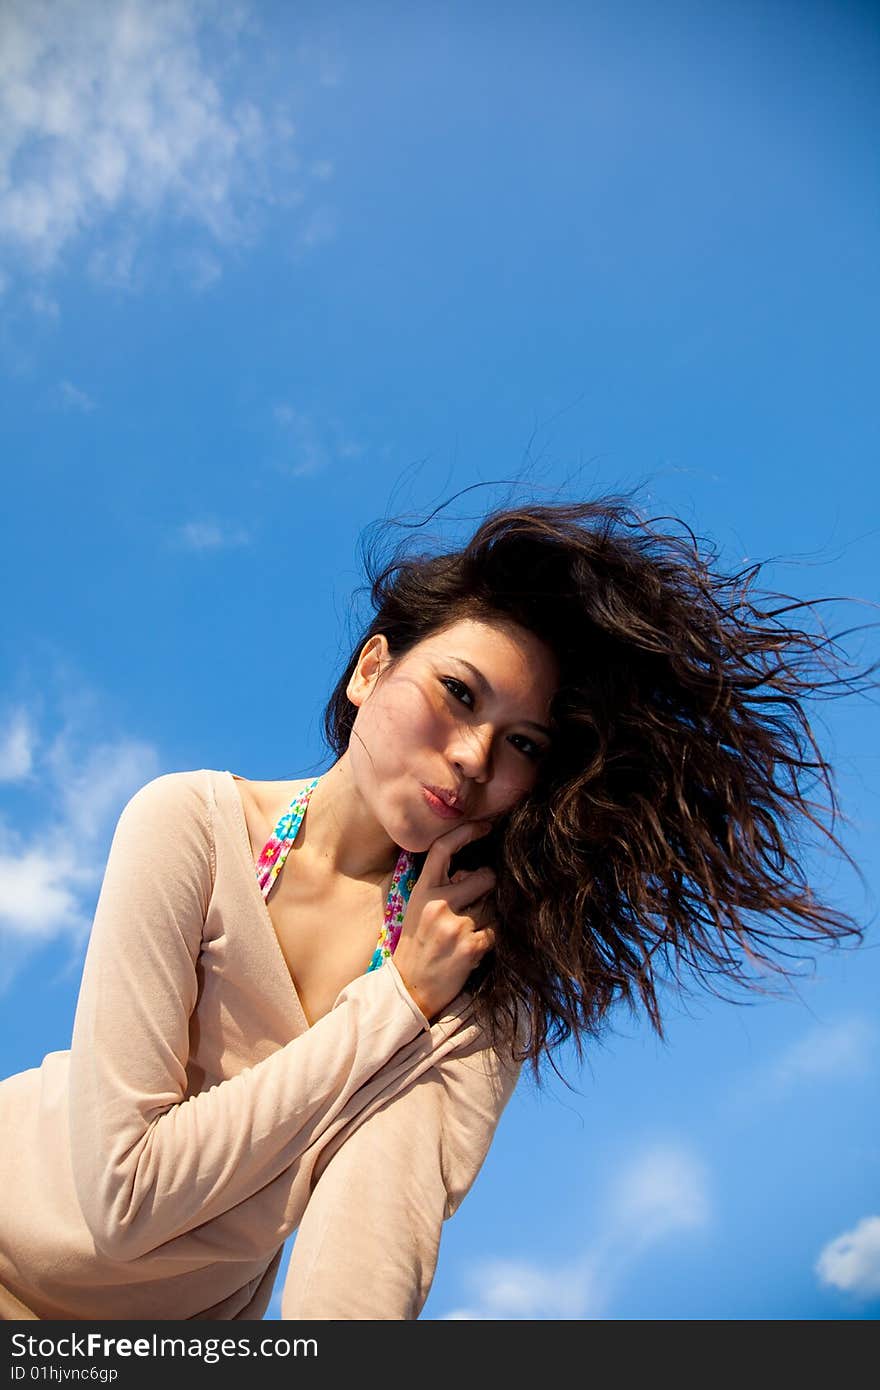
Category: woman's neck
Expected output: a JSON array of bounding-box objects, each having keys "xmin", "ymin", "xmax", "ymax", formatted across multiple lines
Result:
[{"xmin": 296, "ymin": 753, "xmax": 400, "ymax": 882}]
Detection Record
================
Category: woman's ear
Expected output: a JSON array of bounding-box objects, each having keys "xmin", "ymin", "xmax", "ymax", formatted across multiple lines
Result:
[{"xmin": 346, "ymin": 634, "xmax": 391, "ymax": 707}]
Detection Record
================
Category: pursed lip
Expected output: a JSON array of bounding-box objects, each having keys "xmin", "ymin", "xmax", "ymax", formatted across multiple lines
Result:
[{"xmin": 422, "ymin": 783, "xmax": 467, "ymax": 816}]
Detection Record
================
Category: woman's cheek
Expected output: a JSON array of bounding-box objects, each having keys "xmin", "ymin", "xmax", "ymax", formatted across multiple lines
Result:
[
  {"xmin": 492, "ymin": 763, "xmax": 537, "ymax": 813},
  {"xmin": 395, "ymin": 678, "xmax": 449, "ymax": 740},
  {"xmin": 363, "ymin": 683, "xmax": 442, "ymax": 767}
]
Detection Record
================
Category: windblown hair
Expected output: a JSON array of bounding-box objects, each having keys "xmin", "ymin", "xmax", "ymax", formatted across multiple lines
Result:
[{"xmin": 323, "ymin": 491, "xmax": 876, "ymax": 1084}]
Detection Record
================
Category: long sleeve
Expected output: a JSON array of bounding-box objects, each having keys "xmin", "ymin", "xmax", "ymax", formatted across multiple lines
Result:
[
  {"xmin": 67, "ymin": 773, "xmax": 430, "ymax": 1263},
  {"xmin": 280, "ymin": 1026, "xmax": 522, "ymax": 1319}
]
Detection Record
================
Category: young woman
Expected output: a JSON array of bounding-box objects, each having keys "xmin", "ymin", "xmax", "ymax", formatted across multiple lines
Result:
[{"xmin": 0, "ymin": 494, "xmax": 871, "ymax": 1321}]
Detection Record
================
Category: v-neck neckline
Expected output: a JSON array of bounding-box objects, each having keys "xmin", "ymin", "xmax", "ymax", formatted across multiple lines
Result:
[
  {"xmin": 223, "ymin": 770, "xmax": 313, "ymax": 1029},
  {"xmin": 221, "ymin": 769, "xmax": 414, "ymax": 1030}
]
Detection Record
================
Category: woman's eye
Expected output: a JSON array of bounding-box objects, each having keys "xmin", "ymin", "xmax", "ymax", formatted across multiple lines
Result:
[
  {"xmin": 441, "ymin": 679, "xmax": 547, "ymax": 759},
  {"xmin": 509, "ymin": 734, "xmax": 546, "ymax": 761},
  {"xmin": 440, "ymin": 676, "xmax": 475, "ymax": 708}
]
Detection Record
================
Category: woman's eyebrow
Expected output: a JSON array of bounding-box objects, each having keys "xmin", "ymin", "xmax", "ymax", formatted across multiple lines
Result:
[{"xmin": 454, "ymin": 658, "xmax": 555, "ymax": 739}]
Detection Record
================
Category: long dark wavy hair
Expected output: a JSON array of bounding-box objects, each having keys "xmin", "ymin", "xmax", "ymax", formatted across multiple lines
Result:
[{"xmin": 323, "ymin": 489, "xmax": 877, "ymax": 1084}]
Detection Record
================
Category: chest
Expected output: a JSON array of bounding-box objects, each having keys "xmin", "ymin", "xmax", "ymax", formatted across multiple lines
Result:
[
  {"xmin": 267, "ymin": 874, "xmax": 390, "ymax": 1026},
  {"xmin": 235, "ymin": 778, "xmax": 393, "ymax": 1027}
]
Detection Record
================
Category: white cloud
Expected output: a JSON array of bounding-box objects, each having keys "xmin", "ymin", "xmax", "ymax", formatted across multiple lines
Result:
[
  {"xmin": 44, "ymin": 734, "xmax": 161, "ymax": 844},
  {"xmin": 815, "ymin": 1215, "xmax": 880, "ymax": 1298},
  {"xmin": 296, "ymin": 205, "xmax": 336, "ymax": 250},
  {"xmin": 273, "ymin": 406, "xmax": 329, "ymax": 478},
  {"xmin": 770, "ymin": 1019, "xmax": 877, "ymax": 1087},
  {"xmin": 272, "ymin": 404, "xmax": 362, "ymax": 477},
  {"xmin": 29, "ymin": 290, "xmax": 59, "ymax": 318},
  {"xmin": 0, "ymin": 0, "xmax": 300, "ymax": 286},
  {"xmin": 85, "ymin": 232, "xmax": 140, "ymax": 292},
  {"xmin": 57, "ymin": 379, "xmax": 95, "ymax": 412},
  {"xmin": 0, "ymin": 690, "xmax": 161, "ymax": 972},
  {"xmin": 725, "ymin": 1016, "xmax": 877, "ymax": 1118},
  {"xmin": 444, "ymin": 1142, "xmax": 710, "ymax": 1320},
  {"xmin": 471, "ymin": 1256, "xmax": 600, "ymax": 1319},
  {"xmin": 0, "ymin": 845, "xmax": 92, "ymax": 942},
  {"xmin": 294, "ymin": 42, "xmax": 345, "ymax": 89},
  {"xmin": 0, "ymin": 708, "xmax": 36, "ymax": 781},
  {"xmin": 174, "ymin": 519, "xmax": 251, "ymax": 551},
  {"xmin": 180, "ymin": 247, "xmax": 223, "ymax": 290},
  {"xmin": 605, "ymin": 1143, "xmax": 710, "ymax": 1247}
]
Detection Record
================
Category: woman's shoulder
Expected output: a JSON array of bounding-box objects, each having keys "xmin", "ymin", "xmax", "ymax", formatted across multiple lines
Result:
[
  {"xmin": 117, "ymin": 768, "xmax": 314, "ymax": 852},
  {"xmin": 115, "ymin": 768, "xmax": 221, "ymax": 839},
  {"xmin": 93, "ymin": 773, "xmax": 219, "ymax": 923}
]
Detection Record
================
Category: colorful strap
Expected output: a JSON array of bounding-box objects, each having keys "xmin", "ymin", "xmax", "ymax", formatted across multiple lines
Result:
[
  {"xmin": 255, "ymin": 777, "xmax": 417, "ymax": 974},
  {"xmin": 365, "ymin": 848, "xmax": 418, "ymax": 973}
]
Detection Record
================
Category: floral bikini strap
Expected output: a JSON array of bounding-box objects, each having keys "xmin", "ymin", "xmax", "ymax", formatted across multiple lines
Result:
[
  {"xmin": 366, "ymin": 850, "xmax": 418, "ymax": 973},
  {"xmin": 254, "ymin": 776, "xmax": 417, "ymax": 975}
]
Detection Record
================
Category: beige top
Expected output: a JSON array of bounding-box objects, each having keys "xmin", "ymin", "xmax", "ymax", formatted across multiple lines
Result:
[{"xmin": 0, "ymin": 769, "xmax": 522, "ymax": 1320}]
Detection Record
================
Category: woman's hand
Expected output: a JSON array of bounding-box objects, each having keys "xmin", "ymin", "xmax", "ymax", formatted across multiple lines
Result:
[{"xmin": 392, "ymin": 819, "xmax": 497, "ymax": 1023}]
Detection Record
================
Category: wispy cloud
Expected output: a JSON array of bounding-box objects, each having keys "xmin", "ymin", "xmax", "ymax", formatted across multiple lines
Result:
[
  {"xmin": 29, "ymin": 290, "xmax": 60, "ymax": 319},
  {"xmin": 727, "ymin": 1017, "xmax": 878, "ymax": 1115},
  {"xmin": 444, "ymin": 1259, "xmax": 596, "ymax": 1321},
  {"xmin": 0, "ymin": 708, "xmax": 36, "ymax": 782},
  {"xmin": 443, "ymin": 1142, "xmax": 710, "ymax": 1320},
  {"xmin": 293, "ymin": 41, "xmax": 345, "ymax": 89},
  {"xmin": 272, "ymin": 404, "xmax": 363, "ymax": 478},
  {"xmin": 173, "ymin": 519, "xmax": 251, "ymax": 551},
  {"xmin": 56, "ymin": 379, "xmax": 96, "ymax": 412},
  {"xmin": 770, "ymin": 1019, "xmax": 877, "ymax": 1088},
  {"xmin": 815, "ymin": 1215, "xmax": 880, "ymax": 1300},
  {"xmin": 0, "ymin": 0, "xmax": 301, "ymax": 290},
  {"xmin": 0, "ymin": 845, "xmax": 92, "ymax": 944},
  {"xmin": 179, "ymin": 248, "xmax": 223, "ymax": 292},
  {"xmin": 85, "ymin": 233, "xmax": 140, "ymax": 294},
  {"xmin": 43, "ymin": 730, "xmax": 161, "ymax": 845},
  {"xmin": 605, "ymin": 1141, "xmax": 711, "ymax": 1248},
  {"xmin": 0, "ymin": 695, "xmax": 161, "ymax": 987},
  {"xmin": 296, "ymin": 205, "xmax": 337, "ymax": 251}
]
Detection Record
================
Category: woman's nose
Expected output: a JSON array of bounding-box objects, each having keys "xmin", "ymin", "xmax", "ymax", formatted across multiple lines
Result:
[{"xmin": 450, "ymin": 723, "xmax": 494, "ymax": 782}]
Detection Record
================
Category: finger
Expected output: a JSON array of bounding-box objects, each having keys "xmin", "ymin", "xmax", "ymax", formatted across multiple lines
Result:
[
  {"xmin": 421, "ymin": 818, "xmax": 492, "ymax": 888},
  {"xmin": 471, "ymin": 923, "xmax": 497, "ymax": 957},
  {"xmin": 449, "ymin": 864, "xmax": 490, "ymax": 885},
  {"xmin": 444, "ymin": 865, "xmax": 496, "ymax": 912},
  {"xmin": 468, "ymin": 896, "xmax": 496, "ymax": 929}
]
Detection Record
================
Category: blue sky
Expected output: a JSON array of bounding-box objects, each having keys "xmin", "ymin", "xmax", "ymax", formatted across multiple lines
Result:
[{"xmin": 1, "ymin": 0, "xmax": 878, "ymax": 1320}]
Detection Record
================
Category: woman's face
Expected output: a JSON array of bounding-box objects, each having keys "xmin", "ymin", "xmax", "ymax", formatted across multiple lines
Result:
[{"xmin": 346, "ymin": 614, "xmax": 559, "ymax": 852}]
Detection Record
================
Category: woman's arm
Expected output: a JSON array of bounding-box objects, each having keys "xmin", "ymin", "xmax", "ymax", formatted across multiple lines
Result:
[
  {"xmin": 67, "ymin": 773, "xmax": 430, "ymax": 1263},
  {"xmin": 280, "ymin": 1028, "xmax": 522, "ymax": 1319}
]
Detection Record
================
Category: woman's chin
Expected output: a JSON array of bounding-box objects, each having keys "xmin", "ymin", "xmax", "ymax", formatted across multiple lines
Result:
[
  {"xmin": 395, "ymin": 820, "xmax": 456, "ymax": 855},
  {"xmin": 396, "ymin": 829, "xmax": 440, "ymax": 855}
]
